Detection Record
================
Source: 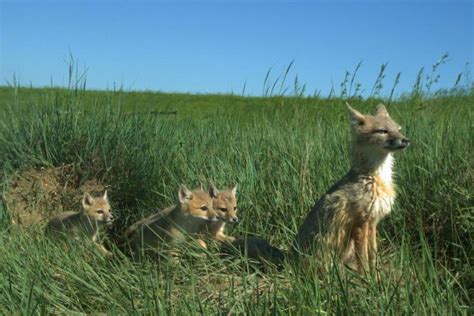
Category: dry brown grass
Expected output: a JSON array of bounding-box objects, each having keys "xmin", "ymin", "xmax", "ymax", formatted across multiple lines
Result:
[{"xmin": 3, "ymin": 164, "xmax": 105, "ymax": 226}]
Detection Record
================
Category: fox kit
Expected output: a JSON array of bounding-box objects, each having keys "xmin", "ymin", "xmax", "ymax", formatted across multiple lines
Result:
[
  {"xmin": 125, "ymin": 185, "xmax": 219, "ymax": 257},
  {"xmin": 45, "ymin": 191, "xmax": 114, "ymax": 257},
  {"xmin": 198, "ymin": 184, "xmax": 238, "ymax": 244},
  {"xmin": 295, "ymin": 104, "xmax": 409, "ymax": 271}
]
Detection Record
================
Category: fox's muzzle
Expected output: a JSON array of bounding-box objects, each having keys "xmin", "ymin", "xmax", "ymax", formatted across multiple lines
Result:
[
  {"xmin": 400, "ymin": 138, "xmax": 410, "ymax": 148},
  {"xmin": 207, "ymin": 216, "xmax": 218, "ymax": 222},
  {"xmin": 105, "ymin": 214, "xmax": 115, "ymax": 226},
  {"xmin": 387, "ymin": 137, "xmax": 410, "ymax": 150},
  {"xmin": 207, "ymin": 210, "xmax": 219, "ymax": 222}
]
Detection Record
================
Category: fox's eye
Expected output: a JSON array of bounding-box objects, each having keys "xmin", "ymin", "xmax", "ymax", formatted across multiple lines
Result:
[
  {"xmin": 374, "ymin": 129, "xmax": 388, "ymax": 134},
  {"xmin": 200, "ymin": 206, "xmax": 208, "ymax": 211},
  {"xmin": 219, "ymin": 208, "xmax": 228, "ymax": 212},
  {"xmin": 97, "ymin": 210, "xmax": 104, "ymax": 214}
]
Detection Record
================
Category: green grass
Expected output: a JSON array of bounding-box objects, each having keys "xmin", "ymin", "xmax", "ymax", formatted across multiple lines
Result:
[{"xmin": 0, "ymin": 84, "xmax": 472, "ymax": 314}]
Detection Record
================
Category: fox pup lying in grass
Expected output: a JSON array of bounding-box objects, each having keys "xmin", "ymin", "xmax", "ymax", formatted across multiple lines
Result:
[
  {"xmin": 45, "ymin": 191, "xmax": 114, "ymax": 257},
  {"xmin": 295, "ymin": 104, "xmax": 409, "ymax": 272},
  {"xmin": 197, "ymin": 184, "xmax": 238, "ymax": 245},
  {"xmin": 124, "ymin": 185, "xmax": 219, "ymax": 258}
]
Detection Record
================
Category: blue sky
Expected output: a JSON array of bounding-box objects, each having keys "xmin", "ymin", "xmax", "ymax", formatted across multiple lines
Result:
[{"xmin": 1, "ymin": 0, "xmax": 472, "ymax": 96}]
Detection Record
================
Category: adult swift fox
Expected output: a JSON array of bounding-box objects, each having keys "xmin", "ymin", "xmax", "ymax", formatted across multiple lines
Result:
[
  {"xmin": 295, "ymin": 104, "xmax": 409, "ymax": 271},
  {"xmin": 198, "ymin": 184, "xmax": 238, "ymax": 244},
  {"xmin": 45, "ymin": 191, "xmax": 114, "ymax": 257},
  {"xmin": 124, "ymin": 185, "xmax": 219, "ymax": 257}
]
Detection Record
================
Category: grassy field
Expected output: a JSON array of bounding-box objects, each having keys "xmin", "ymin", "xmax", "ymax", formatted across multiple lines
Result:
[{"xmin": 0, "ymin": 83, "xmax": 472, "ymax": 314}]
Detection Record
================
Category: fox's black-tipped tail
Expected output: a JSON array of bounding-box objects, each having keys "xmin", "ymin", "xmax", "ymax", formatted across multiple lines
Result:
[{"xmin": 220, "ymin": 236, "xmax": 286, "ymax": 271}]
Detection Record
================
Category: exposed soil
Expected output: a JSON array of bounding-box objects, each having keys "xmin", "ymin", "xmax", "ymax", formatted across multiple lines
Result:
[{"xmin": 3, "ymin": 164, "xmax": 105, "ymax": 226}]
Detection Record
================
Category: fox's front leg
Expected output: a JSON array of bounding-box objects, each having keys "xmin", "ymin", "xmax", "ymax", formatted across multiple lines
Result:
[
  {"xmin": 95, "ymin": 242, "xmax": 113, "ymax": 258},
  {"xmin": 353, "ymin": 223, "xmax": 369, "ymax": 272},
  {"xmin": 196, "ymin": 238, "xmax": 208, "ymax": 249},
  {"xmin": 92, "ymin": 234, "xmax": 113, "ymax": 258},
  {"xmin": 368, "ymin": 222, "xmax": 377, "ymax": 269},
  {"xmin": 215, "ymin": 232, "xmax": 235, "ymax": 243}
]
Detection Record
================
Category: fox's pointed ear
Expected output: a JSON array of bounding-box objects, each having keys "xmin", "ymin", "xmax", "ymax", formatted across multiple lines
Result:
[
  {"xmin": 179, "ymin": 185, "xmax": 193, "ymax": 203},
  {"xmin": 208, "ymin": 183, "xmax": 219, "ymax": 198},
  {"xmin": 231, "ymin": 184, "xmax": 238, "ymax": 198},
  {"xmin": 374, "ymin": 103, "xmax": 389, "ymax": 117},
  {"xmin": 82, "ymin": 192, "xmax": 94, "ymax": 209},
  {"xmin": 346, "ymin": 103, "xmax": 365, "ymax": 126},
  {"xmin": 103, "ymin": 190, "xmax": 108, "ymax": 201}
]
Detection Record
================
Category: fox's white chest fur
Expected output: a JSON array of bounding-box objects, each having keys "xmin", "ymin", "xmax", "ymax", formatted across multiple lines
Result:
[{"xmin": 368, "ymin": 154, "xmax": 395, "ymax": 222}]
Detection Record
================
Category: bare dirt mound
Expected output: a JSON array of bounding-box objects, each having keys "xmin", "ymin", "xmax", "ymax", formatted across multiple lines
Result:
[{"xmin": 3, "ymin": 164, "xmax": 105, "ymax": 226}]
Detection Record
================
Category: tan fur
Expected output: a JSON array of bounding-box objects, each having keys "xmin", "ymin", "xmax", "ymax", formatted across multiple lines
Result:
[
  {"xmin": 45, "ymin": 191, "xmax": 114, "ymax": 257},
  {"xmin": 295, "ymin": 104, "xmax": 409, "ymax": 272},
  {"xmin": 198, "ymin": 184, "xmax": 238, "ymax": 243},
  {"xmin": 374, "ymin": 175, "xmax": 396, "ymax": 198},
  {"xmin": 125, "ymin": 185, "xmax": 218, "ymax": 257}
]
